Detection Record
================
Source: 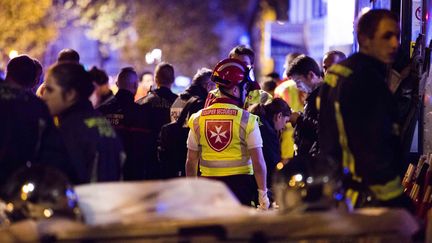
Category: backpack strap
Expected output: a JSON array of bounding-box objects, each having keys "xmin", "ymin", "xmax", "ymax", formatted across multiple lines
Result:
[{"xmin": 177, "ymin": 96, "xmax": 199, "ymax": 126}]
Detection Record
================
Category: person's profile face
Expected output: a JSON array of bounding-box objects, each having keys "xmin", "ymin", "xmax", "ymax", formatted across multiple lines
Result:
[
  {"xmin": 42, "ymin": 74, "xmax": 75, "ymax": 116},
  {"xmin": 204, "ymin": 78, "xmax": 216, "ymax": 92},
  {"xmin": 362, "ymin": 18, "xmax": 400, "ymax": 64},
  {"xmin": 140, "ymin": 73, "xmax": 154, "ymax": 92},
  {"xmin": 322, "ymin": 54, "xmax": 343, "ymax": 74},
  {"xmin": 273, "ymin": 113, "xmax": 290, "ymax": 132},
  {"xmin": 291, "ymin": 74, "xmax": 312, "ymax": 94}
]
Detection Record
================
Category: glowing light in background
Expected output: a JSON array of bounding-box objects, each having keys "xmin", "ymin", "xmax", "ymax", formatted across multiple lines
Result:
[
  {"xmin": 21, "ymin": 182, "xmax": 35, "ymax": 193},
  {"xmin": 294, "ymin": 174, "xmax": 303, "ymax": 182},
  {"xmin": 239, "ymin": 34, "xmax": 250, "ymax": 45},
  {"xmin": 145, "ymin": 53, "xmax": 153, "ymax": 64},
  {"xmin": 9, "ymin": 50, "xmax": 18, "ymax": 59},
  {"xmin": 20, "ymin": 182, "xmax": 35, "ymax": 201},
  {"xmin": 145, "ymin": 48, "xmax": 162, "ymax": 64},
  {"xmin": 6, "ymin": 203, "xmax": 14, "ymax": 212},
  {"xmin": 326, "ymin": 0, "xmax": 355, "ymax": 49},
  {"xmin": 359, "ymin": 7, "xmax": 372, "ymax": 16},
  {"xmin": 276, "ymin": 162, "xmax": 284, "ymax": 170},
  {"xmin": 174, "ymin": 75, "xmax": 191, "ymax": 87},
  {"xmin": 151, "ymin": 49, "xmax": 162, "ymax": 61},
  {"xmin": 43, "ymin": 208, "xmax": 53, "ymax": 218}
]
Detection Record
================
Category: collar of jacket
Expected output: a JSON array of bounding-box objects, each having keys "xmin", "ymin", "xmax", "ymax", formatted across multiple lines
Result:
[
  {"xmin": 115, "ymin": 89, "xmax": 134, "ymax": 103},
  {"xmin": 259, "ymin": 114, "xmax": 276, "ymax": 131},
  {"xmin": 182, "ymin": 84, "xmax": 208, "ymax": 100},
  {"xmin": 208, "ymin": 97, "xmax": 241, "ymax": 107},
  {"xmin": 152, "ymin": 86, "xmax": 173, "ymax": 96},
  {"xmin": 100, "ymin": 90, "xmax": 114, "ymax": 101},
  {"xmin": 306, "ymin": 83, "xmax": 322, "ymax": 103},
  {"xmin": 355, "ymin": 52, "xmax": 388, "ymax": 75},
  {"xmin": 59, "ymin": 100, "xmax": 93, "ymax": 120}
]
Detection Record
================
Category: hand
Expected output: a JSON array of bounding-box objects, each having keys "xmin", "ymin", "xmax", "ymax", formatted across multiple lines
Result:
[{"xmin": 257, "ymin": 189, "xmax": 270, "ymax": 210}]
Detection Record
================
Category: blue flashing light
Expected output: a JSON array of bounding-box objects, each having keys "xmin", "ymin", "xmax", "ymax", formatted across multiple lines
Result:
[
  {"xmin": 334, "ymin": 193, "xmax": 344, "ymax": 201},
  {"xmin": 343, "ymin": 167, "xmax": 350, "ymax": 175},
  {"xmin": 66, "ymin": 188, "xmax": 78, "ymax": 207},
  {"xmin": 156, "ymin": 203, "xmax": 168, "ymax": 213},
  {"xmin": 66, "ymin": 188, "xmax": 75, "ymax": 198},
  {"xmin": 239, "ymin": 34, "xmax": 250, "ymax": 45}
]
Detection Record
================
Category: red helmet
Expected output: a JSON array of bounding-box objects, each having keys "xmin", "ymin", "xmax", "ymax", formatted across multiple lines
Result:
[{"xmin": 211, "ymin": 58, "xmax": 248, "ymax": 89}]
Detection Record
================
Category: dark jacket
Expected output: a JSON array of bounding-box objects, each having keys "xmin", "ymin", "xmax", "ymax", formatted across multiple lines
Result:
[
  {"xmin": 136, "ymin": 86, "xmax": 178, "ymax": 179},
  {"xmin": 97, "ymin": 89, "xmax": 152, "ymax": 180},
  {"xmin": 257, "ymin": 116, "xmax": 281, "ymax": 186},
  {"xmin": 294, "ymin": 85, "xmax": 320, "ymax": 158},
  {"xmin": 0, "ymin": 83, "xmax": 75, "ymax": 185},
  {"xmin": 291, "ymin": 84, "xmax": 321, "ymax": 178},
  {"xmin": 58, "ymin": 100, "xmax": 123, "ymax": 184},
  {"xmin": 137, "ymin": 87, "xmax": 178, "ymax": 130},
  {"xmin": 95, "ymin": 90, "xmax": 114, "ymax": 109},
  {"xmin": 319, "ymin": 52, "xmax": 405, "ymax": 206}
]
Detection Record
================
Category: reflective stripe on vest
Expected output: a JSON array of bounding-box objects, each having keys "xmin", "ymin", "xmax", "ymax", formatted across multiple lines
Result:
[
  {"xmin": 369, "ymin": 176, "xmax": 403, "ymax": 201},
  {"xmin": 345, "ymin": 176, "xmax": 404, "ymax": 207},
  {"xmin": 334, "ymin": 101, "xmax": 358, "ymax": 180},
  {"xmin": 201, "ymin": 158, "xmax": 251, "ymax": 168},
  {"xmin": 192, "ymin": 115, "xmax": 201, "ymax": 151},
  {"xmin": 240, "ymin": 111, "xmax": 249, "ymax": 158},
  {"xmin": 190, "ymin": 103, "xmax": 255, "ymax": 176}
]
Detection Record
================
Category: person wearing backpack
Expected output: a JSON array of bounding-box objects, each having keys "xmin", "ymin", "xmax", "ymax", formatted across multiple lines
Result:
[
  {"xmin": 158, "ymin": 68, "xmax": 214, "ymax": 178},
  {"xmin": 170, "ymin": 68, "xmax": 214, "ymax": 123}
]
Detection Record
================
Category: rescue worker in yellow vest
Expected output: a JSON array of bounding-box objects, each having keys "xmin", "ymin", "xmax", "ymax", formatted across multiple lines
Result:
[{"xmin": 186, "ymin": 58, "xmax": 270, "ymax": 210}]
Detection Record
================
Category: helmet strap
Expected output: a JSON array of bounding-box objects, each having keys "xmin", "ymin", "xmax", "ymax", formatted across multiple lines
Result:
[
  {"xmin": 238, "ymin": 80, "xmax": 249, "ymax": 107},
  {"xmin": 220, "ymin": 86, "xmax": 242, "ymax": 106}
]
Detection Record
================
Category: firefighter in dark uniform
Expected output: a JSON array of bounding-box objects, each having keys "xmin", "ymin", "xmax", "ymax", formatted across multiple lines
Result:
[
  {"xmin": 318, "ymin": 9, "xmax": 410, "ymax": 208},
  {"xmin": 0, "ymin": 55, "xmax": 74, "ymax": 186},
  {"xmin": 136, "ymin": 62, "xmax": 178, "ymax": 179},
  {"xmin": 42, "ymin": 62, "xmax": 124, "ymax": 184},
  {"xmin": 98, "ymin": 67, "xmax": 152, "ymax": 180},
  {"xmin": 136, "ymin": 62, "xmax": 178, "ymax": 129}
]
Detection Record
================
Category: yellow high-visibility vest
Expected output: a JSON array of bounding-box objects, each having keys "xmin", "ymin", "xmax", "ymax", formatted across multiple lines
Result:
[
  {"xmin": 274, "ymin": 79, "xmax": 304, "ymax": 112},
  {"xmin": 280, "ymin": 123, "xmax": 295, "ymax": 159},
  {"xmin": 274, "ymin": 80, "xmax": 304, "ymax": 160},
  {"xmin": 188, "ymin": 102, "xmax": 258, "ymax": 176}
]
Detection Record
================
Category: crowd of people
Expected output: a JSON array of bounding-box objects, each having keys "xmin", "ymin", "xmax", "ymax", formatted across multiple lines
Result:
[{"xmin": 0, "ymin": 9, "xmax": 412, "ymax": 211}]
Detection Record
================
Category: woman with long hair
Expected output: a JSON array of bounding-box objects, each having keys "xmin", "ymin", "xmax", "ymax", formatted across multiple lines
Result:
[{"xmin": 249, "ymin": 98, "xmax": 292, "ymax": 188}]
